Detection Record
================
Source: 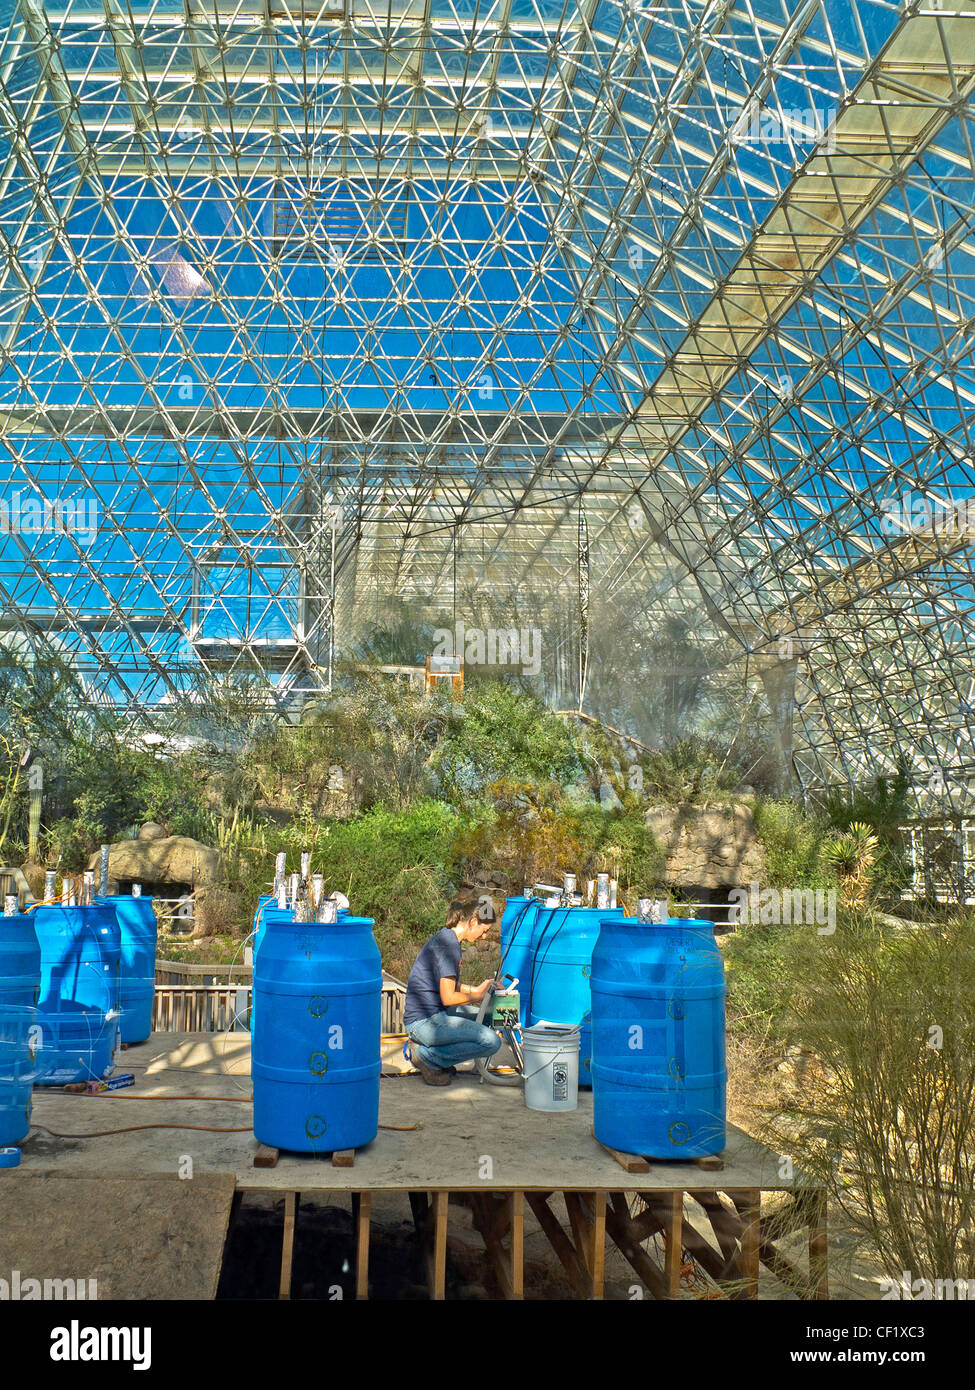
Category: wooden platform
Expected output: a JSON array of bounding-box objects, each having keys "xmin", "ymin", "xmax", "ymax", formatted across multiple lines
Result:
[
  {"xmin": 0, "ymin": 1173, "xmax": 237, "ymax": 1299},
  {"xmin": 11, "ymin": 1033, "xmax": 828, "ymax": 1301}
]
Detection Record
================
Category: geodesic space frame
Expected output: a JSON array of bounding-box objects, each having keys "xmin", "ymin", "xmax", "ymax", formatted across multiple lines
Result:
[{"xmin": 0, "ymin": 0, "xmax": 974, "ymax": 810}]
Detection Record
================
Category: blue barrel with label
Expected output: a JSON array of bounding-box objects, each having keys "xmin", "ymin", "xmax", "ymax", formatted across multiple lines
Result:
[
  {"xmin": 0, "ymin": 1004, "xmax": 37, "ymax": 1146},
  {"xmin": 498, "ymin": 895, "xmax": 538, "ymax": 1023},
  {"xmin": 32, "ymin": 904, "xmax": 121, "ymax": 1085},
  {"xmin": 252, "ymin": 913, "xmax": 381, "ymax": 1153},
  {"xmin": 525, "ymin": 905, "xmax": 624, "ymax": 1087},
  {"xmin": 591, "ymin": 916, "xmax": 726, "ymax": 1158},
  {"xmin": 0, "ymin": 911, "xmax": 41, "ymax": 1008},
  {"xmin": 98, "ymin": 895, "xmax": 157, "ymax": 1044}
]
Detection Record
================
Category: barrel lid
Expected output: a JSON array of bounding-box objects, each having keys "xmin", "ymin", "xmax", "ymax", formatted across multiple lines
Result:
[{"xmin": 0, "ymin": 1147, "xmax": 22, "ymax": 1169}]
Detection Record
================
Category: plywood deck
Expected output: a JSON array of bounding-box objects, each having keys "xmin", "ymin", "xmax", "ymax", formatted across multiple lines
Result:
[
  {"xmin": 18, "ymin": 1032, "xmax": 789, "ymax": 1194},
  {"xmin": 0, "ymin": 1173, "xmax": 237, "ymax": 1299}
]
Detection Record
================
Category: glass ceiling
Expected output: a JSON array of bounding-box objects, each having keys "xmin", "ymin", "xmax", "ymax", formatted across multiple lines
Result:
[{"xmin": 1, "ymin": 0, "xmax": 975, "ymax": 809}]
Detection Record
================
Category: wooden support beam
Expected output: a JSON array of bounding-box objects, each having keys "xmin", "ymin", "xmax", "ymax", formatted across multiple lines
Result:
[
  {"xmin": 525, "ymin": 1192, "xmax": 591, "ymax": 1299},
  {"xmin": 331, "ymin": 1148, "xmax": 355, "ymax": 1168},
  {"xmin": 569, "ymin": 1193, "xmax": 607, "ymax": 1299},
  {"xmin": 663, "ymin": 1191, "xmax": 683, "ymax": 1299},
  {"xmin": 687, "ymin": 1191, "xmax": 745, "ymax": 1279},
  {"xmin": 352, "ymin": 1191, "xmax": 371, "ymax": 1300},
  {"xmin": 408, "ymin": 1190, "xmax": 429, "ymax": 1237},
  {"xmin": 808, "ymin": 1189, "xmax": 829, "ymax": 1301},
  {"xmin": 254, "ymin": 1143, "xmax": 279, "ymax": 1169},
  {"xmin": 565, "ymin": 1193, "xmax": 594, "ymax": 1275},
  {"xmin": 736, "ymin": 1190, "xmax": 761, "ymax": 1301},
  {"xmin": 725, "ymin": 1194, "xmax": 820, "ymax": 1300},
  {"xmin": 511, "ymin": 1192, "xmax": 524, "ymax": 1301},
  {"xmin": 590, "ymin": 1192, "xmax": 606, "ymax": 1300},
  {"xmin": 629, "ymin": 1203, "xmax": 667, "ymax": 1243},
  {"xmin": 757, "ymin": 1231, "xmax": 814, "ymax": 1299},
  {"xmin": 470, "ymin": 1192, "xmax": 522, "ymax": 1301},
  {"xmin": 426, "ymin": 1191, "xmax": 448, "ymax": 1300},
  {"xmin": 642, "ymin": 1196, "xmax": 732, "ymax": 1290},
  {"xmin": 279, "ymin": 1191, "xmax": 299, "ymax": 1301},
  {"xmin": 604, "ymin": 1193, "xmax": 667, "ymax": 1300}
]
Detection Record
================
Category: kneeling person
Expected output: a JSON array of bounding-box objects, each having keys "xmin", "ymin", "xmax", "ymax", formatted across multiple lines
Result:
[{"xmin": 405, "ymin": 897, "xmax": 501, "ymax": 1086}]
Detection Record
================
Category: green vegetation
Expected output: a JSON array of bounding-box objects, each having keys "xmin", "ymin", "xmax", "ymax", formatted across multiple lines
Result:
[
  {"xmin": 0, "ymin": 656, "xmax": 921, "ymax": 960},
  {"xmin": 750, "ymin": 797, "xmax": 837, "ymax": 890},
  {"xmin": 735, "ymin": 913, "xmax": 975, "ymax": 1286}
]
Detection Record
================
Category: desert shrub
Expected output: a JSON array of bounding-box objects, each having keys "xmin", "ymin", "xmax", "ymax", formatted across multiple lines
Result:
[
  {"xmin": 228, "ymin": 799, "xmax": 464, "ymax": 959},
  {"xmin": 431, "ymin": 682, "xmax": 584, "ymax": 802},
  {"xmin": 246, "ymin": 678, "xmax": 454, "ymax": 815},
  {"xmin": 561, "ymin": 801, "xmax": 666, "ymax": 894},
  {"xmin": 195, "ymin": 884, "xmax": 251, "ymax": 938},
  {"xmin": 722, "ymin": 920, "xmax": 824, "ymax": 1040},
  {"xmin": 630, "ymin": 736, "xmax": 747, "ymax": 806},
  {"xmin": 760, "ymin": 915, "xmax": 975, "ymax": 1285},
  {"xmin": 36, "ymin": 747, "xmax": 210, "ymax": 869},
  {"xmin": 751, "ymin": 796, "xmax": 837, "ymax": 889},
  {"xmin": 451, "ymin": 779, "xmax": 665, "ymax": 898}
]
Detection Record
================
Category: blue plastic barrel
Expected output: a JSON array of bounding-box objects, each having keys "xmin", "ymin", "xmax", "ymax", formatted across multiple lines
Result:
[
  {"xmin": 251, "ymin": 895, "xmax": 275, "ymax": 960},
  {"xmin": 0, "ymin": 912, "xmax": 41, "ymax": 1008},
  {"xmin": 252, "ymin": 913, "xmax": 381, "ymax": 1153},
  {"xmin": 525, "ymin": 905, "xmax": 624, "ymax": 1086},
  {"xmin": 498, "ymin": 896, "xmax": 538, "ymax": 1019},
  {"xmin": 590, "ymin": 916, "xmax": 726, "ymax": 1159},
  {"xmin": 249, "ymin": 904, "xmax": 293, "ymax": 1032},
  {"xmin": 0, "ymin": 1005, "xmax": 37, "ymax": 1146},
  {"xmin": 32, "ymin": 904, "xmax": 121, "ymax": 1085},
  {"xmin": 99, "ymin": 896, "xmax": 157, "ymax": 1044}
]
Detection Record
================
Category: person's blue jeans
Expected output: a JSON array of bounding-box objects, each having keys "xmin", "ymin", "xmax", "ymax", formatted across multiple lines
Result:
[{"xmin": 407, "ymin": 1005, "xmax": 502, "ymax": 1070}]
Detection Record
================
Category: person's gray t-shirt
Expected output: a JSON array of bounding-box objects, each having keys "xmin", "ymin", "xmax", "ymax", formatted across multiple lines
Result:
[{"xmin": 404, "ymin": 928, "xmax": 462, "ymax": 1025}]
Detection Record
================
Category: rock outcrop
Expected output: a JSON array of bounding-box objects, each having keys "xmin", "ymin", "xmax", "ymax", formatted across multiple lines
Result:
[
  {"xmin": 645, "ymin": 802, "xmax": 766, "ymax": 890},
  {"xmin": 86, "ymin": 833, "xmax": 223, "ymax": 893}
]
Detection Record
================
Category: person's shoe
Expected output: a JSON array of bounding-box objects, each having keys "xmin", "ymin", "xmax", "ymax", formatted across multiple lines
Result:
[{"xmin": 414, "ymin": 1055, "xmax": 451, "ymax": 1086}]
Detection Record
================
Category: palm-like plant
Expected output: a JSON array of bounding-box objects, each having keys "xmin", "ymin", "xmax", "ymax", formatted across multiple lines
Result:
[{"xmin": 822, "ymin": 822, "xmax": 879, "ymax": 906}]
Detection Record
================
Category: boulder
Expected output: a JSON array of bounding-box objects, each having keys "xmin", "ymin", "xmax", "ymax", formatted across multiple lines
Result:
[
  {"xmin": 138, "ymin": 822, "xmax": 167, "ymax": 842},
  {"xmin": 86, "ymin": 835, "xmax": 223, "ymax": 892},
  {"xmin": 645, "ymin": 802, "xmax": 766, "ymax": 890}
]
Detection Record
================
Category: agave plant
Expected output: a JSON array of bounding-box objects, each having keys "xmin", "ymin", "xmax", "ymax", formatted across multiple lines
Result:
[{"xmin": 822, "ymin": 822, "xmax": 879, "ymax": 907}]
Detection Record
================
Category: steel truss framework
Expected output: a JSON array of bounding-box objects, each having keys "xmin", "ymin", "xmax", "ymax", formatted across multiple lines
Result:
[{"xmin": 0, "ymin": 0, "xmax": 974, "ymax": 809}]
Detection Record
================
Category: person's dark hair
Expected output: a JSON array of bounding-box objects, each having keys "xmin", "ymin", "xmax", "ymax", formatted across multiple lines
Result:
[{"xmin": 446, "ymin": 894, "xmax": 497, "ymax": 929}]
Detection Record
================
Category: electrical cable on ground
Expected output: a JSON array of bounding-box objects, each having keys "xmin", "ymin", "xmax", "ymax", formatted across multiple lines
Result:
[
  {"xmin": 38, "ymin": 1091, "xmax": 424, "ymax": 1132},
  {"xmin": 31, "ymin": 1123, "xmax": 252, "ymax": 1138}
]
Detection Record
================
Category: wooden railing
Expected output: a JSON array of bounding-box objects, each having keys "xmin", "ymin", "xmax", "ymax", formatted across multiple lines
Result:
[
  {"xmin": 153, "ymin": 984, "xmax": 250, "ymax": 1033},
  {"xmin": 152, "ymin": 960, "xmax": 407, "ymax": 1034}
]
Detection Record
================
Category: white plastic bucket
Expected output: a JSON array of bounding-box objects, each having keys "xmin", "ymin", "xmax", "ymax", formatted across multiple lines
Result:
[{"xmin": 523, "ymin": 1022, "xmax": 580, "ymax": 1112}]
